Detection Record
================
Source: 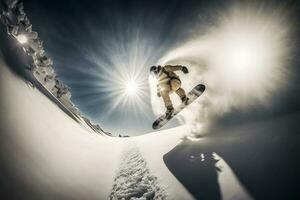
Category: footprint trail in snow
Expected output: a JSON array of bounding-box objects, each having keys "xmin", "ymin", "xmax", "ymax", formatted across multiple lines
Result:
[{"xmin": 109, "ymin": 146, "xmax": 167, "ymax": 200}]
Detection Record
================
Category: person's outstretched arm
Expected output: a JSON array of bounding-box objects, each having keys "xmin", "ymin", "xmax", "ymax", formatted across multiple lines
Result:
[
  {"xmin": 164, "ymin": 65, "xmax": 183, "ymax": 72},
  {"xmin": 164, "ymin": 65, "xmax": 189, "ymax": 74}
]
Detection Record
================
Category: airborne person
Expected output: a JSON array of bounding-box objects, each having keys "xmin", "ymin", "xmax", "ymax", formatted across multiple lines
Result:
[{"xmin": 150, "ymin": 65, "xmax": 189, "ymax": 116}]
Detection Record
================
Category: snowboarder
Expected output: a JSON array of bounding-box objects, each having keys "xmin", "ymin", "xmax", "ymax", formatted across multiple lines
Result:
[{"xmin": 150, "ymin": 65, "xmax": 189, "ymax": 116}]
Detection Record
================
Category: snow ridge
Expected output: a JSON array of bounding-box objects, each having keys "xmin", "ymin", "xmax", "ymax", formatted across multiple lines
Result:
[{"xmin": 109, "ymin": 147, "xmax": 167, "ymax": 200}]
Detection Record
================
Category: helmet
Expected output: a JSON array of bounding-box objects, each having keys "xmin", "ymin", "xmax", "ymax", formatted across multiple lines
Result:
[{"xmin": 150, "ymin": 65, "xmax": 161, "ymax": 76}]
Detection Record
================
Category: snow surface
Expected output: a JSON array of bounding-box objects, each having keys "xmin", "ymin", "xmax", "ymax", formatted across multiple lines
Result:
[
  {"xmin": 109, "ymin": 145, "xmax": 166, "ymax": 200},
  {"xmin": 0, "ymin": 58, "xmax": 122, "ymax": 199},
  {"xmin": 0, "ymin": 56, "xmax": 254, "ymax": 200},
  {"xmin": 2, "ymin": 56, "xmax": 298, "ymax": 200}
]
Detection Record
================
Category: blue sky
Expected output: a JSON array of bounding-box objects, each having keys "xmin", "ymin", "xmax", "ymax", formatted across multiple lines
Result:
[
  {"xmin": 20, "ymin": 0, "xmax": 300, "ymax": 135},
  {"xmin": 22, "ymin": 0, "xmax": 213, "ymax": 135}
]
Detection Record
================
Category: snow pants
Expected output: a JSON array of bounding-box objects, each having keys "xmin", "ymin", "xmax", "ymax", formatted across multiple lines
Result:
[{"xmin": 159, "ymin": 78, "xmax": 186, "ymax": 108}]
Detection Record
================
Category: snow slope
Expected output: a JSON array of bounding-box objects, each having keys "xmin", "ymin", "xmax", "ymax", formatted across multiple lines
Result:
[
  {"xmin": 1, "ymin": 55, "xmax": 299, "ymax": 200},
  {"xmin": 0, "ymin": 56, "xmax": 193, "ymax": 199},
  {"xmin": 0, "ymin": 57, "xmax": 122, "ymax": 199}
]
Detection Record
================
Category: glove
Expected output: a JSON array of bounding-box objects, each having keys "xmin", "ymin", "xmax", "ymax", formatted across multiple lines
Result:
[{"xmin": 182, "ymin": 66, "xmax": 189, "ymax": 74}]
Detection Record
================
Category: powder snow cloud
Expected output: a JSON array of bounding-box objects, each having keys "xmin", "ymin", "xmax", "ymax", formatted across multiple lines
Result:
[{"xmin": 150, "ymin": 3, "xmax": 294, "ymax": 133}]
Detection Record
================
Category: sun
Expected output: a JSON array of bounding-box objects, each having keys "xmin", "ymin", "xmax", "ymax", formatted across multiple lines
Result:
[
  {"xmin": 86, "ymin": 36, "xmax": 154, "ymax": 117},
  {"xmin": 125, "ymin": 80, "xmax": 138, "ymax": 95}
]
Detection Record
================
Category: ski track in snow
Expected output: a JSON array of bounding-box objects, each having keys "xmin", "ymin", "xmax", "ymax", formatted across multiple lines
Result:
[{"xmin": 109, "ymin": 146, "xmax": 167, "ymax": 200}]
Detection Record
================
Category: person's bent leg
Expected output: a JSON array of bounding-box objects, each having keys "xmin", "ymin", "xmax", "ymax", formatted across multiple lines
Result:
[
  {"xmin": 170, "ymin": 79, "xmax": 181, "ymax": 92},
  {"xmin": 177, "ymin": 87, "xmax": 188, "ymax": 104},
  {"xmin": 171, "ymin": 79, "xmax": 187, "ymax": 100},
  {"xmin": 160, "ymin": 85, "xmax": 173, "ymax": 110},
  {"xmin": 160, "ymin": 85, "xmax": 174, "ymax": 117},
  {"xmin": 176, "ymin": 88, "xmax": 186, "ymax": 99},
  {"xmin": 161, "ymin": 92, "xmax": 173, "ymax": 109}
]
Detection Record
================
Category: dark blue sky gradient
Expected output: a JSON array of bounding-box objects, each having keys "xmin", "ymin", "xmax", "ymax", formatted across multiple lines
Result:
[
  {"xmin": 21, "ymin": 0, "xmax": 224, "ymax": 135},
  {"xmin": 19, "ymin": 0, "xmax": 300, "ymax": 135}
]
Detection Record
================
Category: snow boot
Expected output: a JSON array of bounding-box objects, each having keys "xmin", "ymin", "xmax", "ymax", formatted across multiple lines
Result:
[
  {"xmin": 165, "ymin": 105, "xmax": 174, "ymax": 119},
  {"xmin": 181, "ymin": 95, "xmax": 189, "ymax": 105}
]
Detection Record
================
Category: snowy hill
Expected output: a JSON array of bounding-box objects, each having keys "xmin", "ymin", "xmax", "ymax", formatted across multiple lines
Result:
[{"xmin": 1, "ymin": 52, "xmax": 300, "ymax": 200}]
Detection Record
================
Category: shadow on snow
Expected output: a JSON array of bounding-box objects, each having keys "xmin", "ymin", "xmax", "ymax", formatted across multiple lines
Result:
[{"xmin": 163, "ymin": 113, "xmax": 300, "ymax": 200}]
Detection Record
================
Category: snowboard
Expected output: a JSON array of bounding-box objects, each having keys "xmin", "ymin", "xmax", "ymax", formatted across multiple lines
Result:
[{"xmin": 152, "ymin": 84, "xmax": 206, "ymax": 130}]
